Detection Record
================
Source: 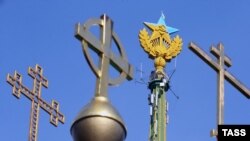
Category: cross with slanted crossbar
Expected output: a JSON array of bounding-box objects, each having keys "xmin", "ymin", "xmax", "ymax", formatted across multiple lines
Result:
[
  {"xmin": 189, "ymin": 42, "xmax": 250, "ymax": 139},
  {"xmin": 7, "ymin": 64, "xmax": 65, "ymax": 141}
]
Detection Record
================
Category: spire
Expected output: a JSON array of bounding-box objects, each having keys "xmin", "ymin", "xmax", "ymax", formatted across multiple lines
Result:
[{"xmin": 139, "ymin": 12, "xmax": 183, "ymax": 141}]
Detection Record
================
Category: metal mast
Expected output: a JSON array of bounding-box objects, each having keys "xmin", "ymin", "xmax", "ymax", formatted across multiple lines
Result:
[
  {"xmin": 148, "ymin": 71, "xmax": 169, "ymax": 141},
  {"xmin": 138, "ymin": 13, "xmax": 183, "ymax": 141}
]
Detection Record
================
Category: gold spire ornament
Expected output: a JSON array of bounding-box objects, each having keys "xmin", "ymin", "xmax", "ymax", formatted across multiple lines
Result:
[
  {"xmin": 139, "ymin": 17, "xmax": 183, "ymax": 73},
  {"xmin": 139, "ymin": 14, "xmax": 183, "ymax": 141}
]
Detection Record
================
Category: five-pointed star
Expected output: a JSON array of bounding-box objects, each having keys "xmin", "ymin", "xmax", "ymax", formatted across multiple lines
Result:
[{"xmin": 144, "ymin": 13, "xmax": 179, "ymax": 35}]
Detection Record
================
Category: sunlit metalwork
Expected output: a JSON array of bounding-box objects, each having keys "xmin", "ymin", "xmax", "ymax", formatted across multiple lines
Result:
[
  {"xmin": 139, "ymin": 14, "xmax": 182, "ymax": 141},
  {"xmin": 189, "ymin": 42, "xmax": 250, "ymax": 140},
  {"xmin": 71, "ymin": 14, "xmax": 133, "ymax": 141},
  {"xmin": 139, "ymin": 14, "xmax": 182, "ymax": 74},
  {"xmin": 7, "ymin": 64, "xmax": 65, "ymax": 141}
]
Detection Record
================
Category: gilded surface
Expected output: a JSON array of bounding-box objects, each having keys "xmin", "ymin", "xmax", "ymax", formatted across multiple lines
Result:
[
  {"xmin": 139, "ymin": 14, "xmax": 182, "ymax": 141},
  {"xmin": 71, "ymin": 14, "xmax": 133, "ymax": 141},
  {"xmin": 6, "ymin": 64, "xmax": 65, "ymax": 141},
  {"xmin": 139, "ymin": 22, "xmax": 182, "ymax": 72}
]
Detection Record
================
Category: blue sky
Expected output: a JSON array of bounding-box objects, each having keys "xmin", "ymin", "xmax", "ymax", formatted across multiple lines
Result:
[{"xmin": 1, "ymin": 0, "xmax": 250, "ymax": 141}]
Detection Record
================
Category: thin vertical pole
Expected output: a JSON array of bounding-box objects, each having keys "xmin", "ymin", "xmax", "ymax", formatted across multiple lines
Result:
[{"xmin": 217, "ymin": 43, "xmax": 225, "ymax": 125}]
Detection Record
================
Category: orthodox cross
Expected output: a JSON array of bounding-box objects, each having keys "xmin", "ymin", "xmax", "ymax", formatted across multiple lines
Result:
[
  {"xmin": 189, "ymin": 42, "xmax": 250, "ymax": 138},
  {"xmin": 7, "ymin": 64, "xmax": 65, "ymax": 141}
]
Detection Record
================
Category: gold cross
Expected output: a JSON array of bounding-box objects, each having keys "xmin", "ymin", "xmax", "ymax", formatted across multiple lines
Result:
[
  {"xmin": 189, "ymin": 42, "xmax": 250, "ymax": 139},
  {"xmin": 7, "ymin": 64, "xmax": 65, "ymax": 141},
  {"xmin": 75, "ymin": 14, "xmax": 133, "ymax": 97}
]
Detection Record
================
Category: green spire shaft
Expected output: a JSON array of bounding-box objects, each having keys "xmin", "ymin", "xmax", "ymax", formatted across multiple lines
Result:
[{"xmin": 148, "ymin": 72, "xmax": 169, "ymax": 141}]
